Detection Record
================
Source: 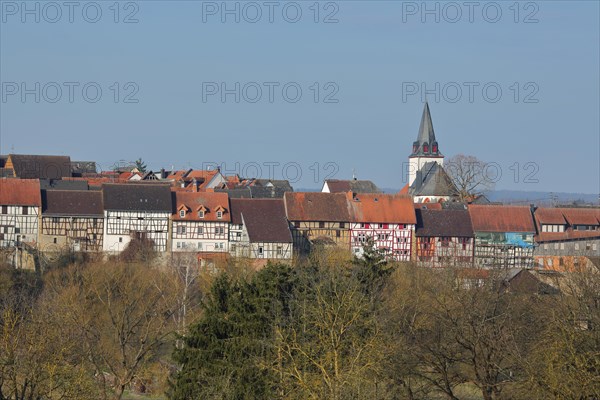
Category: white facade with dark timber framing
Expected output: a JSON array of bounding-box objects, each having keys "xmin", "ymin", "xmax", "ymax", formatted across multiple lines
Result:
[
  {"xmin": 102, "ymin": 183, "xmax": 171, "ymax": 253},
  {"xmin": 171, "ymin": 191, "xmax": 230, "ymax": 253},
  {"xmin": 229, "ymin": 198, "xmax": 293, "ymax": 260},
  {"xmin": 0, "ymin": 179, "xmax": 41, "ymax": 249},
  {"xmin": 0, "ymin": 179, "xmax": 42, "ymax": 269}
]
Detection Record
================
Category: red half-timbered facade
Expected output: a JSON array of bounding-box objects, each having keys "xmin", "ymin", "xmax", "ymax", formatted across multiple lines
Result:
[{"xmin": 348, "ymin": 193, "xmax": 416, "ymax": 261}]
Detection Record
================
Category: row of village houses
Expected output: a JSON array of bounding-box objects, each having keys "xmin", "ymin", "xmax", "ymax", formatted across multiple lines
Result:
[{"xmin": 1, "ymin": 178, "xmax": 599, "ymax": 271}]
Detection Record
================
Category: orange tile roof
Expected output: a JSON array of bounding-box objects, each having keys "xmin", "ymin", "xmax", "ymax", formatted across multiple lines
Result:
[
  {"xmin": 535, "ymin": 208, "xmax": 567, "ymax": 224},
  {"xmin": 0, "ymin": 178, "xmax": 42, "ymax": 206},
  {"xmin": 469, "ymin": 205, "xmax": 535, "ymax": 233},
  {"xmin": 284, "ymin": 192, "xmax": 351, "ymax": 222},
  {"xmin": 414, "ymin": 202, "xmax": 442, "ymax": 210},
  {"xmin": 534, "ymin": 207, "xmax": 600, "ymax": 242},
  {"xmin": 173, "ymin": 191, "xmax": 230, "ymax": 222},
  {"xmin": 562, "ymin": 208, "xmax": 600, "ymax": 226},
  {"xmin": 347, "ymin": 193, "xmax": 416, "ymax": 224}
]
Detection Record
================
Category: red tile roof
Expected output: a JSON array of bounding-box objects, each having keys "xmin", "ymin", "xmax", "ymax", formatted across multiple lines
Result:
[
  {"xmin": 534, "ymin": 207, "xmax": 600, "ymax": 242},
  {"xmin": 468, "ymin": 205, "xmax": 535, "ymax": 233},
  {"xmin": 0, "ymin": 178, "xmax": 41, "ymax": 206},
  {"xmin": 347, "ymin": 193, "xmax": 416, "ymax": 224},
  {"xmin": 535, "ymin": 208, "xmax": 567, "ymax": 225},
  {"xmin": 562, "ymin": 208, "xmax": 600, "ymax": 226},
  {"xmin": 414, "ymin": 202, "xmax": 442, "ymax": 210},
  {"xmin": 284, "ymin": 192, "xmax": 351, "ymax": 222},
  {"xmin": 173, "ymin": 191, "xmax": 230, "ymax": 222}
]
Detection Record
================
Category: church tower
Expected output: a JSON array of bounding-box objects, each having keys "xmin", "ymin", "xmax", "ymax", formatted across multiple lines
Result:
[{"xmin": 408, "ymin": 101, "xmax": 444, "ymax": 186}]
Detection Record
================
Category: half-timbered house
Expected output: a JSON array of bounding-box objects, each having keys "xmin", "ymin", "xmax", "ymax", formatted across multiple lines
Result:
[
  {"xmin": 102, "ymin": 184, "xmax": 171, "ymax": 252},
  {"xmin": 469, "ymin": 205, "xmax": 536, "ymax": 269},
  {"xmin": 347, "ymin": 193, "xmax": 415, "ymax": 261},
  {"xmin": 40, "ymin": 190, "xmax": 104, "ymax": 252},
  {"xmin": 0, "ymin": 179, "xmax": 41, "ymax": 268},
  {"xmin": 0, "ymin": 179, "xmax": 41, "ymax": 248},
  {"xmin": 229, "ymin": 198, "xmax": 293, "ymax": 260},
  {"xmin": 171, "ymin": 191, "xmax": 230, "ymax": 253},
  {"xmin": 415, "ymin": 206, "xmax": 475, "ymax": 267},
  {"xmin": 533, "ymin": 207, "xmax": 600, "ymax": 271},
  {"xmin": 284, "ymin": 192, "xmax": 351, "ymax": 253}
]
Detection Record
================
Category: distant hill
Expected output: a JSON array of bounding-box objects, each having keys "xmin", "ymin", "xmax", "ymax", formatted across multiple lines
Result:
[
  {"xmin": 379, "ymin": 188, "xmax": 599, "ymax": 206},
  {"xmin": 299, "ymin": 187, "xmax": 599, "ymax": 206}
]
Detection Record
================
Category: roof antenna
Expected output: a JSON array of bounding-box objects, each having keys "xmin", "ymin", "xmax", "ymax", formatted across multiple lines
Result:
[{"xmin": 352, "ymin": 168, "xmax": 356, "ymax": 181}]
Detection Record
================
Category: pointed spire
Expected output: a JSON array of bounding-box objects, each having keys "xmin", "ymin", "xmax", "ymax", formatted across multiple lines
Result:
[
  {"xmin": 411, "ymin": 101, "xmax": 441, "ymax": 156},
  {"xmin": 417, "ymin": 101, "xmax": 436, "ymax": 144}
]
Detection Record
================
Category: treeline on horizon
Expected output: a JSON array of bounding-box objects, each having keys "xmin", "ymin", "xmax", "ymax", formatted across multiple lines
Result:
[{"xmin": 0, "ymin": 240, "xmax": 598, "ymax": 400}]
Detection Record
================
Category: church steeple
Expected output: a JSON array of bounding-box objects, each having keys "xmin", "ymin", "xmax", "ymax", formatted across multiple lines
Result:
[{"xmin": 410, "ymin": 101, "xmax": 441, "ymax": 157}]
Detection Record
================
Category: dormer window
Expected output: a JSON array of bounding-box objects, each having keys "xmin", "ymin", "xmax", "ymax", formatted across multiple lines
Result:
[
  {"xmin": 179, "ymin": 210, "xmax": 186, "ymax": 218},
  {"xmin": 423, "ymin": 142, "xmax": 429, "ymax": 153},
  {"xmin": 217, "ymin": 211, "xmax": 223, "ymax": 219},
  {"xmin": 198, "ymin": 210, "xmax": 205, "ymax": 218},
  {"xmin": 432, "ymin": 143, "xmax": 438, "ymax": 153}
]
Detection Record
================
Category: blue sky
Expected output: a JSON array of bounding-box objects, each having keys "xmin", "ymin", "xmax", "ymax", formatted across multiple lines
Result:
[{"xmin": 1, "ymin": 0, "xmax": 598, "ymax": 193}]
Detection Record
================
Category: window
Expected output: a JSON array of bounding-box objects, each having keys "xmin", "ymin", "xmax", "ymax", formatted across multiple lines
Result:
[
  {"xmin": 277, "ymin": 246, "xmax": 283, "ymax": 256},
  {"xmin": 354, "ymin": 247, "xmax": 360, "ymax": 253},
  {"xmin": 53, "ymin": 238, "xmax": 57, "ymax": 244},
  {"xmin": 559, "ymin": 257, "xmax": 564, "ymax": 267},
  {"xmin": 258, "ymin": 246, "xmax": 264, "ymax": 255},
  {"xmin": 197, "ymin": 242, "xmax": 203, "ymax": 250},
  {"xmin": 319, "ymin": 222, "xmax": 325, "ymax": 229},
  {"xmin": 119, "ymin": 237, "xmax": 123, "ymax": 243},
  {"xmin": 575, "ymin": 243, "xmax": 579, "ymax": 250},
  {"xmin": 593, "ymin": 244, "xmax": 598, "ymax": 251},
  {"xmin": 339, "ymin": 222, "xmax": 345, "ymax": 229},
  {"xmin": 560, "ymin": 243, "xmax": 565, "ymax": 250},
  {"xmin": 382, "ymin": 223, "xmax": 389, "ymax": 229},
  {"xmin": 217, "ymin": 211, "xmax": 223, "ymax": 219},
  {"xmin": 198, "ymin": 210, "xmax": 205, "ymax": 218},
  {"xmin": 177, "ymin": 242, "xmax": 181, "ymax": 249},
  {"xmin": 294, "ymin": 221, "xmax": 300, "ymax": 228},
  {"xmin": 177, "ymin": 225, "xmax": 186, "ymax": 234},
  {"xmin": 1, "ymin": 206, "xmax": 6, "ymax": 214},
  {"xmin": 336, "ymin": 230, "xmax": 341, "ymax": 238},
  {"xmin": 179, "ymin": 210, "xmax": 186, "ymax": 218},
  {"xmin": 440, "ymin": 237, "xmax": 450, "ymax": 247},
  {"xmin": 230, "ymin": 244, "xmax": 236, "ymax": 252},
  {"xmin": 197, "ymin": 226, "xmax": 204, "ymax": 235},
  {"xmin": 423, "ymin": 143, "xmax": 429, "ymax": 153}
]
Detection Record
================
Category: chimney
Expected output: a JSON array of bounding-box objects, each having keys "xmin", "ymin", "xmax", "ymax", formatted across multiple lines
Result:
[
  {"xmin": 160, "ymin": 168, "xmax": 166, "ymax": 179},
  {"xmin": 193, "ymin": 178, "xmax": 199, "ymax": 192}
]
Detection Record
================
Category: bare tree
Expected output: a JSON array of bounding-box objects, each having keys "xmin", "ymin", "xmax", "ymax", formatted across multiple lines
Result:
[
  {"xmin": 46, "ymin": 262, "xmax": 181, "ymax": 400},
  {"xmin": 446, "ymin": 154, "xmax": 496, "ymax": 202}
]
